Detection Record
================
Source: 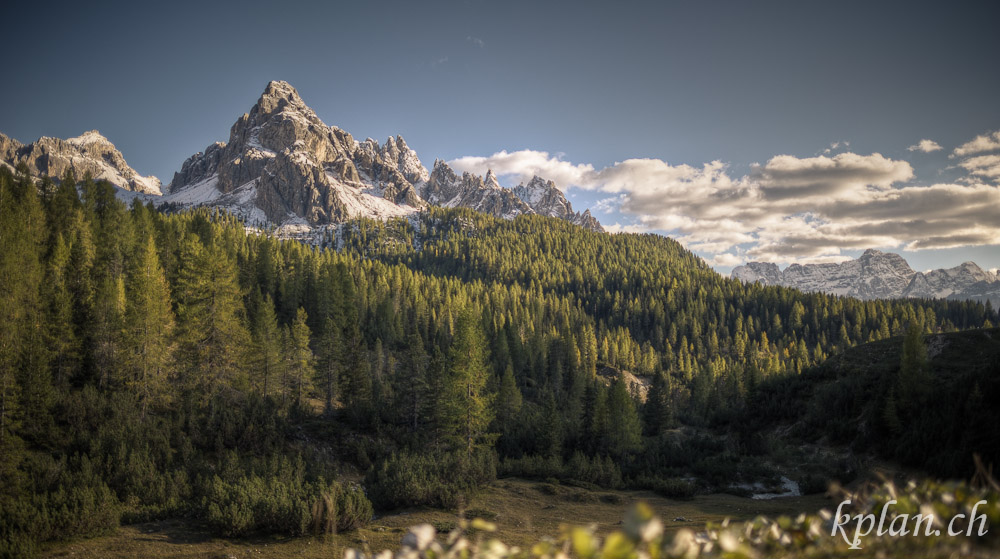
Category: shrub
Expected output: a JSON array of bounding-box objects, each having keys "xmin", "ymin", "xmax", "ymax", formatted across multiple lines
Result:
[
  {"xmin": 631, "ymin": 476, "xmax": 696, "ymax": 500},
  {"xmin": 365, "ymin": 449, "xmax": 497, "ymax": 510},
  {"xmin": 200, "ymin": 474, "xmax": 372, "ymax": 537}
]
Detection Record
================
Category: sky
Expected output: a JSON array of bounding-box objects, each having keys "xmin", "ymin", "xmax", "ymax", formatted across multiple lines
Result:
[{"xmin": 2, "ymin": 0, "xmax": 998, "ymax": 274}]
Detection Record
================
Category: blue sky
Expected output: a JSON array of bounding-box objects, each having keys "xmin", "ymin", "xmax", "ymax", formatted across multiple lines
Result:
[{"xmin": 2, "ymin": 0, "xmax": 998, "ymax": 273}]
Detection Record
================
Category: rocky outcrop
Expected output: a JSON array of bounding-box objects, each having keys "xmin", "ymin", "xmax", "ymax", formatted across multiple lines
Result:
[
  {"xmin": 418, "ymin": 164, "xmax": 605, "ymax": 231},
  {"xmin": 512, "ymin": 175, "xmax": 604, "ymax": 232},
  {"xmin": 422, "ymin": 161, "xmax": 534, "ymax": 220},
  {"xmin": 732, "ymin": 249, "xmax": 999, "ymax": 306},
  {"xmin": 0, "ymin": 130, "xmax": 161, "ymax": 194},
  {"xmin": 731, "ymin": 262, "xmax": 782, "ymax": 285},
  {"xmin": 903, "ymin": 262, "xmax": 999, "ymax": 302},
  {"xmin": 169, "ymin": 80, "xmax": 426, "ymax": 225}
]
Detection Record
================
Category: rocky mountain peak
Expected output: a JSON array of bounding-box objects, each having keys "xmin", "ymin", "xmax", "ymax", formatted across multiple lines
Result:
[
  {"xmin": 510, "ymin": 174, "xmax": 604, "ymax": 232},
  {"xmin": 0, "ymin": 130, "xmax": 161, "ymax": 195},
  {"xmin": 484, "ymin": 169, "xmax": 501, "ymax": 189},
  {"xmin": 255, "ymin": 80, "xmax": 311, "ymax": 118},
  {"xmin": 65, "ymin": 130, "xmax": 112, "ymax": 147}
]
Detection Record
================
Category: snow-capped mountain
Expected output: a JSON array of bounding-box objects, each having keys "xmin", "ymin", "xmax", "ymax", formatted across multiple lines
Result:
[
  {"xmin": 168, "ymin": 81, "xmax": 602, "ymax": 231},
  {"xmin": 419, "ymin": 164, "xmax": 603, "ymax": 232},
  {"xmin": 512, "ymin": 175, "xmax": 603, "ymax": 232},
  {"xmin": 1, "ymin": 80, "xmax": 604, "ymax": 233},
  {"xmin": 422, "ymin": 162, "xmax": 533, "ymax": 220},
  {"xmin": 168, "ymin": 80, "xmax": 423, "ymax": 226},
  {"xmin": 0, "ymin": 130, "xmax": 162, "ymax": 194},
  {"xmin": 732, "ymin": 249, "xmax": 999, "ymax": 306}
]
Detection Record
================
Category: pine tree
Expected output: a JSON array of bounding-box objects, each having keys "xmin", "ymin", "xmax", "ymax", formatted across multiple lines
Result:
[
  {"xmin": 605, "ymin": 378, "xmax": 642, "ymax": 458},
  {"xmin": 174, "ymin": 235, "xmax": 250, "ymax": 401},
  {"xmin": 643, "ymin": 371, "xmax": 672, "ymax": 436},
  {"xmin": 494, "ymin": 364, "xmax": 522, "ymax": 436},
  {"xmin": 442, "ymin": 308, "xmax": 495, "ymax": 457},
  {"xmin": 315, "ymin": 317, "xmax": 342, "ymax": 415},
  {"xmin": 250, "ymin": 291, "xmax": 284, "ymax": 399},
  {"xmin": 396, "ymin": 329, "xmax": 429, "ymax": 433},
  {"xmin": 124, "ymin": 234, "xmax": 175, "ymax": 413},
  {"xmin": 286, "ymin": 307, "xmax": 315, "ymax": 410}
]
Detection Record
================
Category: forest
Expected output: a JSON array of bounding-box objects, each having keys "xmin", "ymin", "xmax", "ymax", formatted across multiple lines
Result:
[{"xmin": 0, "ymin": 163, "xmax": 996, "ymax": 557}]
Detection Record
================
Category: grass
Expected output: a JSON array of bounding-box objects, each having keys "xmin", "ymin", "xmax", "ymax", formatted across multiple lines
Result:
[{"xmin": 40, "ymin": 478, "xmax": 832, "ymax": 559}]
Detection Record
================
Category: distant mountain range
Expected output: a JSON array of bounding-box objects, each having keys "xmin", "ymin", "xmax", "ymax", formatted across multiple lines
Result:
[
  {"xmin": 732, "ymin": 249, "xmax": 999, "ymax": 307},
  {"xmin": 0, "ymin": 80, "xmax": 602, "ymax": 233}
]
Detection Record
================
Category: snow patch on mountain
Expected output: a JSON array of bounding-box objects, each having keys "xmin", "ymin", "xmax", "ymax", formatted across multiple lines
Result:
[{"xmin": 732, "ymin": 250, "xmax": 999, "ymax": 307}]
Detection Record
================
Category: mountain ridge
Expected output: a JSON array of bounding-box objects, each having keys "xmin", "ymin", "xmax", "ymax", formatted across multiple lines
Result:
[
  {"xmin": 0, "ymin": 129, "xmax": 162, "ymax": 194},
  {"xmin": 733, "ymin": 249, "xmax": 999, "ymax": 306},
  {"xmin": 0, "ymin": 80, "xmax": 601, "ymax": 233}
]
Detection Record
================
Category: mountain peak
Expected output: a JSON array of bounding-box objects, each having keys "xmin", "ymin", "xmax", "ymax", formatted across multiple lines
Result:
[
  {"xmin": 254, "ymin": 80, "xmax": 312, "ymax": 119},
  {"xmin": 526, "ymin": 175, "xmax": 552, "ymax": 189},
  {"xmin": 484, "ymin": 169, "xmax": 500, "ymax": 189},
  {"xmin": 66, "ymin": 130, "xmax": 110, "ymax": 146}
]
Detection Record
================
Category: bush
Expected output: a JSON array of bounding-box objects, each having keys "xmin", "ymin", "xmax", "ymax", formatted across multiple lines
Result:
[
  {"xmin": 499, "ymin": 452, "xmax": 623, "ymax": 489},
  {"xmin": 631, "ymin": 476, "xmax": 696, "ymax": 500},
  {"xmin": 365, "ymin": 449, "xmax": 497, "ymax": 510},
  {"xmin": 200, "ymin": 474, "xmax": 372, "ymax": 537}
]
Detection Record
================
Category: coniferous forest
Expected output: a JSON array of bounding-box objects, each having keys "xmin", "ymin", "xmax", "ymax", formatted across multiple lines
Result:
[{"xmin": 1, "ymin": 164, "xmax": 998, "ymax": 556}]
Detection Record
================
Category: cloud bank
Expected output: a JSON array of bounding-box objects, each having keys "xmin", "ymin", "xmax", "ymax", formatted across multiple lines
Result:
[{"xmin": 449, "ymin": 131, "xmax": 1000, "ymax": 266}]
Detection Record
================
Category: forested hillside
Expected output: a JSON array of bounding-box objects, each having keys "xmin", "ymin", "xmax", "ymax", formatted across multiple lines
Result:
[{"xmin": 1, "ymin": 164, "xmax": 995, "ymax": 556}]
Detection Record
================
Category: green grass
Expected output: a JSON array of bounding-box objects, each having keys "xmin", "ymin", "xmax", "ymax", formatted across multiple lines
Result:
[{"xmin": 39, "ymin": 478, "xmax": 831, "ymax": 558}]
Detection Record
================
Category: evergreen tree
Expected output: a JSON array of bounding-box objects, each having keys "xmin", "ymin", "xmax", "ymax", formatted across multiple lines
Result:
[
  {"xmin": 315, "ymin": 317, "xmax": 342, "ymax": 415},
  {"xmin": 250, "ymin": 291, "xmax": 284, "ymax": 399},
  {"xmin": 605, "ymin": 378, "xmax": 642, "ymax": 458},
  {"xmin": 286, "ymin": 307, "xmax": 315, "ymax": 410},
  {"xmin": 494, "ymin": 364, "xmax": 522, "ymax": 436},
  {"xmin": 174, "ymin": 236, "xmax": 250, "ymax": 401},
  {"xmin": 395, "ymin": 329, "xmax": 429, "ymax": 433},
  {"xmin": 124, "ymin": 234, "xmax": 175, "ymax": 413},
  {"xmin": 442, "ymin": 309, "xmax": 495, "ymax": 457}
]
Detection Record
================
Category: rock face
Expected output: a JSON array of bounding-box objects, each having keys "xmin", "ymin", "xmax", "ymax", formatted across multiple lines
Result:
[
  {"xmin": 903, "ymin": 262, "xmax": 999, "ymax": 301},
  {"xmin": 731, "ymin": 262, "xmax": 782, "ymax": 285},
  {"xmin": 732, "ymin": 249, "xmax": 999, "ymax": 306},
  {"xmin": 169, "ymin": 80, "xmax": 424, "ymax": 225},
  {"xmin": 0, "ymin": 130, "xmax": 161, "ymax": 194},
  {"xmin": 512, "ymin": 175, "xmax": 604, "ymax": 232},
  {"xmin": 422, "ymin": 162, "xmax": 534, "ymax": 220},
  {"xmin": 420, "ymin": 164, "xmax": 604, "ymax": 232}
]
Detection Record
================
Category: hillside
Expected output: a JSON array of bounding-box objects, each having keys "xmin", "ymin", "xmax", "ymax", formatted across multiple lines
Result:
[
  {"xmin": 1, "ymin": 165, "xmax": 997, "ymax": 556},
  {"xmin": 741, "ymin": 327, "xmax": 1000, "ymax": 477}
]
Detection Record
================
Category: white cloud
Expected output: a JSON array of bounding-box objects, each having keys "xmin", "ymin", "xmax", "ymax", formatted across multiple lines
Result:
[
  {"xmin": 705, "ymin": 253, "xmax": 743, "ymax": 267},
  {"xmin": 907, "ymin": 139, "xmax": 943, "ymax": 152},
  {"xmin": 953, "ymin": 130, "xmax": 1000, "ymax": 157},
  {"xmin": 466, "ymin": 36, "xmax": 485, "ymax": 48},
  {"xmin": 593, "ymin": 194, "xmax": 626, "ymax": 214},
  {"xmin": 958, "ymin": 154, "xmax": 1000, "ymax": 178},
  {"xmin": 448, "ymin": 149, "xmax": 1000, "ymax": 266},
  {"xmin": 604, "ymin": 222, "xmax": 647, "ymax": 234}
]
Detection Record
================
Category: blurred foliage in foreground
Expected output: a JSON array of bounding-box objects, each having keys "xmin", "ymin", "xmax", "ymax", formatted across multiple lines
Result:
[{"xmin": 355, "ymin": 477, "xmax": 1000, "ymax": 559}]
